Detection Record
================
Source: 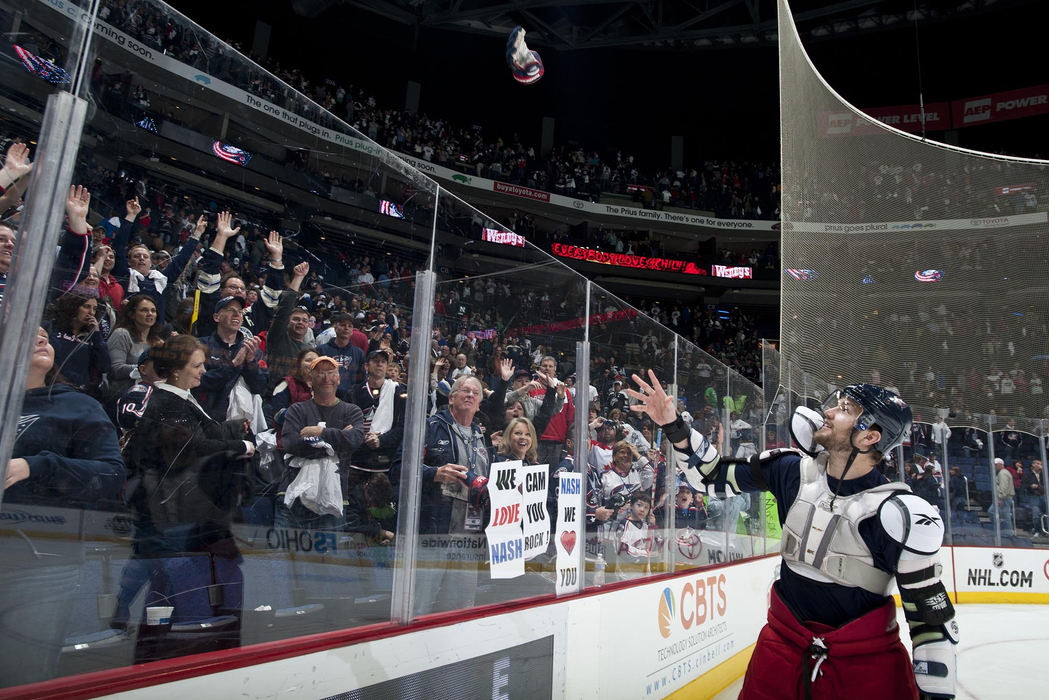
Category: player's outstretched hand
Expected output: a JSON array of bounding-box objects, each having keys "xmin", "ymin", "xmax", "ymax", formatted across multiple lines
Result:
[{"xmin": 627, "ymin": 370, "xmax": 677, "ymax": 426}]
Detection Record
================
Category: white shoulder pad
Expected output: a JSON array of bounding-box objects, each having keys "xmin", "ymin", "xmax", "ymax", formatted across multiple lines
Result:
[{"xmin": 879, "ymin": 494, "xmax": 944, "ymax": 556}]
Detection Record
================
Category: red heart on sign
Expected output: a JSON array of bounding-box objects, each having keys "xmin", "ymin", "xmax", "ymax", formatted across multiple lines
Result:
[{"xmin": 560, "ymin": 531, "xmax": 576, "ymax": 555}]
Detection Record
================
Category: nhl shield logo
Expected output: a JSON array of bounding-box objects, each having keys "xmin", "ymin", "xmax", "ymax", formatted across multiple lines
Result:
[{"xmin": 992, "ymin": 552, "xmax": 1004, "ymax": 568}]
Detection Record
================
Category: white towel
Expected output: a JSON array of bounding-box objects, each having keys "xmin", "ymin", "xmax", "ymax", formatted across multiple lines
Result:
[
  {"xmin": 370, "ymin": 378, "xmax": 396, "ymax": 434},
  {"xmin": 127, "ymin": 268, "xmax": 168, "ymax": 295}
]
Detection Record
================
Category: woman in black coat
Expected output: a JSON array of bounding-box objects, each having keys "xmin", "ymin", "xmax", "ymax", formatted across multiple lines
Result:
[
  {"xmin": 120, "ymin": 334, "xmax": 255, "ymax": 645},
  {"xmin": 125, "ymin": 334, "xmax": 256, "ymax": 555}
]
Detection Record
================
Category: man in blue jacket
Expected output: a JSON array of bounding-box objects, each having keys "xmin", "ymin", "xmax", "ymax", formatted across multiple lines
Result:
[{"xmin": 417, "ymin": 375, "xmax": 491, "ymax": 614}]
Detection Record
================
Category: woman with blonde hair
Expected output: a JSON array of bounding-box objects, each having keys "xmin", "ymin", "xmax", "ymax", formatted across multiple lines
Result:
[{"xmin": 496, "ymin": 416, "xmax": 539, "ymax": 464}]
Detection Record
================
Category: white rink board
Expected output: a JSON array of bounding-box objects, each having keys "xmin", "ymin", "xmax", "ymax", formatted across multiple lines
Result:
[
  {"xmin": 586, "ymin": 557, "xmax": 779, "ymax": 698},
  {"xmin": 99, "ymin": 556, "xmax": 779, "ymax": 700}
]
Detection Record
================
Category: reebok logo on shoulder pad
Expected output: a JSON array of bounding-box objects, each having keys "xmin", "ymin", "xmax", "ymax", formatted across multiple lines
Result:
[{"xmin": 916, "ymin": 512, "xmax": 940, "ymax": 526}]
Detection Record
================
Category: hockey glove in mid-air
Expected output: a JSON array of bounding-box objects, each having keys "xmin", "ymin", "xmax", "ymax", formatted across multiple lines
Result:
[{"xmin": 790, "ymin": 406, "xmax": 826, "ymax": 456}]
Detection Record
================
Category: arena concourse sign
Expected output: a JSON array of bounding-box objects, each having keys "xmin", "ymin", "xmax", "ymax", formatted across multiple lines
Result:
[
  {"xmin": 952, "ymin": 83, "xmax": 1049, "ymax": 127},
  {"xmin": 550, "ymin": 244, "xmax": 757, "ymax": 280},
  {"xmin": 785, "ymin": 211, "xmax": 1047, "ymax": 234},
  {"xmin": 862, "ymin": 102, "xmax": 952, "ymax": 133},
  {"xmin": 824, "ymin": 103, "xmax": 951, "ymax": 136},
  {"xmin": 852, "ymin": 84, "xmax": 1049, "ymax": 132}
]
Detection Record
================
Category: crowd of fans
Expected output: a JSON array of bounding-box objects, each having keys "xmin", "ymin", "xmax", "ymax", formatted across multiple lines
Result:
[
  {"xmin": 1, "ymin": 125, "xmax": 778, "ymax": 676},
  {"xmin": 893, "ymin": 422, "xmax": 1048, "ymax": 543},
  {"xmin": 786, "ymin": 155, "xmax": 1049, "ymax": 224},
  {"xmin": 782, "ymin": 219, "xmax": 1049, "ymax": 420},
  {"xmin": 86, "ymin": 0, "xmax": 781, "ymax": 220}
]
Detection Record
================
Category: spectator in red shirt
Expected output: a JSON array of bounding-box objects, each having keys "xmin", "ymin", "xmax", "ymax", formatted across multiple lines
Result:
[
  {"xmin": 533, "ymin": 355, "xmax": 574, "ymax": 466},
  {"xmin": 93, "ymin": 244, "xmax": 124, "ymax": 308},
  {"xmin": 350, "ymin": 317, "xmax": 369, "ymax": 356}
]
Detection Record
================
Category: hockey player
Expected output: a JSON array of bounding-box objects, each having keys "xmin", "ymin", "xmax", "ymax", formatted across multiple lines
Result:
[{"xmin": 627, "ymin": 370, "xmax": 957, "ymax": 699}]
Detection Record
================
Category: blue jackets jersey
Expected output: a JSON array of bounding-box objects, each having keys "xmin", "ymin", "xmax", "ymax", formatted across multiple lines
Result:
[
  {"xmin": 316, "ymin": 339, "xmax": 365, "ymax": 399},
  {"xmin": 7, "ymin": 384, "xmax": 124, "ymax": 508},
  {"xmin": 116, "ymin": 381, "xmax": 154, "ymax": 432}
]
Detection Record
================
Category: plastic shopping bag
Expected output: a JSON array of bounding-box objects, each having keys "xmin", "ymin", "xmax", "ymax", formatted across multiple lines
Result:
[
  {"xmin": 255, "ymin": 429, "xmax": 283, "ymax": 484},
  {"xmin": 284, "ymin": 449, "xmax": 343, "ymax": 517},
  {"xmin": 228, "ymin": 376, "xmax": 268, "ymax": 434}
]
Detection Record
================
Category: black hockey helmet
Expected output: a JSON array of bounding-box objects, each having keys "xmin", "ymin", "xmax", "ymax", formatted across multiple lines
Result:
[{"xmin": 838, "ymin": 383, "xmax": 912, "ymax": 454}]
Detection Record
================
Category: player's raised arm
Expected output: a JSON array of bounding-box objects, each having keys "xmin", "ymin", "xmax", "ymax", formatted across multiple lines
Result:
[{"xmin": 627, "ymin": 370, "xmax": 721, "ymax": 492}]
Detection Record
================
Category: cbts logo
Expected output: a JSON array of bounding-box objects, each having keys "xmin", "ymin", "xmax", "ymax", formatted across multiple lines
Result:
[
  {"xmin": 656, "ymin": 573, "xmax": 727, "ymax": 639},
  {"xmin": 658, "ymin": 588, "xmax": 676, "ymax": 639}
]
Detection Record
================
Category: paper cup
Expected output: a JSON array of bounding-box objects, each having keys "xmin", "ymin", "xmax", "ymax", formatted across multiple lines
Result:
[{"xmin": 145, "ymin": 605, "xmax": 174, "ymax": 625}]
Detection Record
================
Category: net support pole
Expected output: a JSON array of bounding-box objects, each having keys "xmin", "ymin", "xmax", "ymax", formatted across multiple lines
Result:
[
  {"xmin": 986, "ymin": 429, "xmax": 1001, "ymax": 547},
  {"xmin": 569, "ymin": 338, "xmax": 590, "ymax": 594}
]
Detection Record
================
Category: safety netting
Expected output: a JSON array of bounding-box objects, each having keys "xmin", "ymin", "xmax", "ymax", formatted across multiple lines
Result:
[{"xmin": 777, "ymin": 0, "xmax": 1049, "ymax": 419}]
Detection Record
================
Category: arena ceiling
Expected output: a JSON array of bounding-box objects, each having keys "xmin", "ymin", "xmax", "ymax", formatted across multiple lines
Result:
[{"xmin": 292, "ymin": 0, "xmax": 1030, "ymax": 51}]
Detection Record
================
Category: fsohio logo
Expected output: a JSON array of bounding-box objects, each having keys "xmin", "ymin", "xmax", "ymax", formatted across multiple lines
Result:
[{"xmin": 658, "ymin": 573, "xmax": 727, "ymax": 638}]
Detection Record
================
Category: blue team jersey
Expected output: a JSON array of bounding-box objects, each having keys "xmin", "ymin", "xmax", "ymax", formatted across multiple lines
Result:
[{"xmin": 116, "ymin": 382, "xmax": 153, "ymax": 432}]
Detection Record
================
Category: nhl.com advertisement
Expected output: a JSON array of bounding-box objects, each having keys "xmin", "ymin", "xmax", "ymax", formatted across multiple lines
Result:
[{"xmin": 956, "ymin": 547, "xmax": 1049, "ymax": 595}]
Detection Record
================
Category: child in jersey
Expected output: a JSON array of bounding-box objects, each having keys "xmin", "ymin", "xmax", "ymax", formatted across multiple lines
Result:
[{"xmin": 616, "ymin": 493, "xmax": 659, "ymax": 579}]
